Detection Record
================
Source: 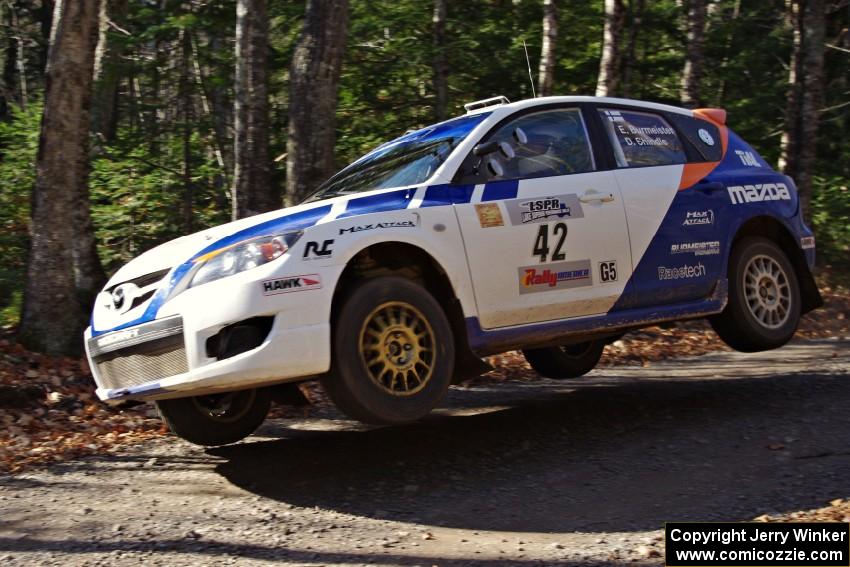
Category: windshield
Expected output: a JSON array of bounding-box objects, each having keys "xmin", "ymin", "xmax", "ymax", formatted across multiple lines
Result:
[{"xmin": 308, "ymin": 112, "xmax": 491, "ymax": 201}]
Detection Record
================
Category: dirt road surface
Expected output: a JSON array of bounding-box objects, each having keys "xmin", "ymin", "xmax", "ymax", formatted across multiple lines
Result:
[{"xmin": 1, "ymin": 338, "xmax": 849, "ymax": 566}]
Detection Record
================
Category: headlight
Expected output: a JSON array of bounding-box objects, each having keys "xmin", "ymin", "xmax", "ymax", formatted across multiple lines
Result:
[{"xmin": 190, "ymin": 231, "xmax": 303, "ymax": 288}]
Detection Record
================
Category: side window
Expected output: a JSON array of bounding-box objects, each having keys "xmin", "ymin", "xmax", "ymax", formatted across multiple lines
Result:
[
  {"xmin": 598, "ymin": 109, "xmax": 686, "ymax": 168},
  {"xmin": 667, "ymin": 114, "xmax": 723, "ymax": 162},
  {"xmin": 457, "ymin": 108, "xmax": 595, "ymax": 184}
]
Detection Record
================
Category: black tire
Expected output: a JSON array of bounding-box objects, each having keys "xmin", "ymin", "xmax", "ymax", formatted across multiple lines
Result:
[
  {"xmin": 321, "ymin": 276, "xmax": 455, "ymax": 425},
  {"xmin": 710, "ymin": 236, "xmax": 801, "ymax": 352},
  {"xmin": 156, "ymin": 388, "xmax": 271, "ymax": 446},
  {"xmin": 522, "ymin": 340, "xmax": 605, "ymax": 379}
]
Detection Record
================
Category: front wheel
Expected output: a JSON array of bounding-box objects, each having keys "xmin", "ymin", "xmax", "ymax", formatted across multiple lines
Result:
[
  {"xmin": 321, "ymin": 276, "xmax": 455, "ymax": 425},
  {"xmin": 156, "ymin": 388, "xmax": 271, "ymax": 446},
  {"xmin": 522, "ymin": 340, "xmax": 605, "ymax": 379},
  {"xmin": 710, "ymin": 237, "xmax": 801, "ymax": 352}
]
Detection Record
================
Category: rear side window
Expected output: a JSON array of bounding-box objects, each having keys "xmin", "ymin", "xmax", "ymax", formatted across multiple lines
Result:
[
  {"xmin": 667, "ymin": 114, "xmax": 723, "ymax": 162},
  {"xmin": 598, "ymin": 109, "xmax": 686, "ymax": 168}
]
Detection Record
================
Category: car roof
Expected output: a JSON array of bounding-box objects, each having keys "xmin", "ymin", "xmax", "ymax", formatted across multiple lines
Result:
[{"xmin": 465, "ymin": 95, "xmax": 694, "ymax": 118}]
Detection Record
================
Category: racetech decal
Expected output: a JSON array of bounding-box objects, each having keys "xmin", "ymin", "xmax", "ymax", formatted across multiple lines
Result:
[{"xmin": 262, "ymin": 274, "xmax": 322, "ymax": 295}]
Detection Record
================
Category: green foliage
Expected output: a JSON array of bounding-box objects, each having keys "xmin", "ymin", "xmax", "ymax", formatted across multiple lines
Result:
[
  {"xmin": 0, "ymin": 104, "xmax": 41, "ymax": 314},
  {"xmin": 0, "ymin": 0, "xmax": 848, "ymax": 311},
  {"xmin": 811, "ymin": 177, "xmax": 850, "ymax": 270}
]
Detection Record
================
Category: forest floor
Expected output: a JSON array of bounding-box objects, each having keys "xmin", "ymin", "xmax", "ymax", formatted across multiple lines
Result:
[
  {"xmin": 1, "ymin": 287, "xmax": 847, "ymax": 475},
  {"xmin": 1, "ymin": 337, "xmax": 849, "ymax": 566}
]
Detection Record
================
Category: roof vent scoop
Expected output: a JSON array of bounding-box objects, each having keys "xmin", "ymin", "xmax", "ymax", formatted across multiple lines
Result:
[
  {"xmin": 694, "ymin": 108, "xmax": 727, "ymax": 125},
  {"xmin": 464, "ymin": 95, "xmax": 510, "ymax": 113}
]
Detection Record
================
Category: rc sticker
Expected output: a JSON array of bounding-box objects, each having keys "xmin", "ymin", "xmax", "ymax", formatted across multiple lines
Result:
[
  {"xmin": 262, "ymin": 275, "xmax": 322, "ymax": 295},
  {"xmin": 670, "ymin": 241, "xmax": 720, "ymax": 256},
  {"xmin": 303, "ymin": 239, "xmax": 334, "ymax": 260},
  {"xmin": 474, "ymin": 203, "xmax": 504, "ymax": 228},
  {"xmin": 518, "ymin": 260, "xmax": 592, "ymax": 294},
  {"xmin": 505, "ymin": 194, "xmax": 584, "ymax": 226}
]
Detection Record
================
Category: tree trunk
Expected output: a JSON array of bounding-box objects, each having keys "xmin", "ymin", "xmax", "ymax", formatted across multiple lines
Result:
[
  {"xmin": 91, "ymin": 0, "xmax": 128, "ymax": 142},
  {"xmin": 596, "ymin": 0, "xmax": 624, "ymax": 97},
  {"xmin": 286, "ymin": 0, "xmax": 350, "ymax": 204},
  {"xmin": 19, "ymin": 0, "xmax": 105, "ymax": 356},
  {"xmin": 715, "ymin": 0, "xmax": 741, "ymax": 105},
  {"xmin": 620, "ymin": 0, "xmax": 644, "ymax": 98},
  {"xmin": 179, "ymin": 28, "xmax": 194, "ymax": 233},
  {"xmin": 779, "ymin": 0, "xmax": 824, "ymax": 222},
  {"xmin": 10, "ymin": 4, "xmax": 27, "ymax": 108},
  {"xmin": 538, "ymin": 0, "xmax": 557, "ymax": 97},
  {"xmin": 680, "ymin": 0, "xmax": 706, "ymax": 107},
  {"xmin": 432, "ymin": 0, "xmax": 448, "ymax": 120},
  {"xmin": 232, "ymin": 0, "xmax": 274, "ymax": 219}
]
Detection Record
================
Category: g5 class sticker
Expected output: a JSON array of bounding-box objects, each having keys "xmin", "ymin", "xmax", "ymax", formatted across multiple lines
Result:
[{"xmin": 504, "ymin": 194, "xmax": 584, "ymax": 226}]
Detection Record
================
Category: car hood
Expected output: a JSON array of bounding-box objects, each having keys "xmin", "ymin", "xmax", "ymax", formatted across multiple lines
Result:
[{"xmin": 105, "ymin": 199, "xmax": 336, "ymax": 289}]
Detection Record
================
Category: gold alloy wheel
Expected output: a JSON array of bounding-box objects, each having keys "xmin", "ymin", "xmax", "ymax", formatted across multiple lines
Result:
[{"xmin": 358, "ymin": 301, "xmax": 436, "ymax": 396}]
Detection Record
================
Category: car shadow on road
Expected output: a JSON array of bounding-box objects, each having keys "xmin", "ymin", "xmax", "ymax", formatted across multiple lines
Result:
[{"xmin": 210, "ymin": 371, "xmax": 850, "ymax": 533}]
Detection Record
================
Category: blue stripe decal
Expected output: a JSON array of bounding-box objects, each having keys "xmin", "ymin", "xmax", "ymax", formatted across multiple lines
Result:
[
  {"xmin": 92, "ymin": 204, "xmax": 333, "ymax": 336},
  {"xmin": 336, "ymin": 189, "xmax": 413, "ymax": 219},
  {"xmin": 420, "ymin": 183, "xmax": 475, "ymax": 207},
  {"xmin": 466, "ymin": 280, "xmax": 727, "ymax": 355},
  {"xmin": 481, "ymin": 179, "xmax": 519, "ymax": 202}
]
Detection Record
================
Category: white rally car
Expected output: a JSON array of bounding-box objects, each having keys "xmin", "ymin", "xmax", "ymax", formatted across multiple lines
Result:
[{"xmin": 85, "ymin": 96, "xmax": 822, "ymax": 445}]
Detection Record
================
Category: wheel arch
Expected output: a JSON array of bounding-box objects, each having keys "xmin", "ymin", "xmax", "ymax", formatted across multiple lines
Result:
[
  {"xmin": 731, "ymin": 215, "xmax": 822, "ymax": 314},
  {"xmin": 331, "ymin": 241, "xmax": 490, "ymax": 381}
]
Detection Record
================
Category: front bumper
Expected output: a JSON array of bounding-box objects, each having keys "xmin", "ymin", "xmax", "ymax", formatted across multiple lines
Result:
[{"xmin": 86, "ymin": 261, "xmax": 340, "ymax": 403}]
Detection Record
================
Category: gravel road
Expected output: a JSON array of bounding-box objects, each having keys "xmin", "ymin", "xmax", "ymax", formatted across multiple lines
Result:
[{"xmin": 2, "ymin": 338, "xmax": 849, "ymax": 566}]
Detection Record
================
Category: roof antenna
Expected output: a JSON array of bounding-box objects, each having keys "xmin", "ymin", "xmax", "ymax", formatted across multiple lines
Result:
[{"xmin": 522, "ymin": 39, "xmax": 537, "ymax": 98}]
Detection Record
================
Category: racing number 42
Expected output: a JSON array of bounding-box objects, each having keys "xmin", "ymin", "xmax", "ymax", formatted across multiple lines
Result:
[{"xmin": 533, "ymin": 222, "xmax": 567, "ymax": 263}]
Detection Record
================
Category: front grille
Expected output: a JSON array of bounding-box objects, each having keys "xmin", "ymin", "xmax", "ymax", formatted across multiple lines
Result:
[
  {"xmin": 95, "ymin": 343, "xmax": 188, "ymax": 390},
  {"xmin": 90, "ymin": 316, "xmax": 188, "ymax": 391}
]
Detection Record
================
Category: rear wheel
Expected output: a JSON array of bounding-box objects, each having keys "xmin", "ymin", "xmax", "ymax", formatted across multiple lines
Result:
[
  {"xmin": 321, "ymin": 276, "xmax": 454, "ymax": 425},
  {"xmin": 710, "ymin": 237, "xmax": 801, "ymax": 352},
  {"xmin": 156, "ymin": 388, "xmax": 270, "ymax": 446},
  {"xmin": 522, "ymin": 340, "xmax": 605, "ymax": 379}
]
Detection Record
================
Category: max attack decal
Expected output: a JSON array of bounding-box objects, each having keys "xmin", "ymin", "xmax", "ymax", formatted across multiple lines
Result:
[
  {"xmin": 657, "ymin": 263, "xmax": 706, "ymax": 280},
  {"xmin": 518, "ymin": 260, "xmax": 592, "ymax": 294},
  {"xmin": 728, "ymin": 182, "xmax": 791, "ymax": 205},
  {"xmin": 505, "ymin": 194, "xmax": 584, "ymax": 226},
  {"xmin": 474, "ymin": 203, "xmax": 504, "ymax": 228},
  {"xmin": 262, "ymin": 275, "xmax": 322, "ymax": 295},
  {"xmin": 671, "ymin": 241, "xmax": 720, "ymax": 256},
  {"xmin": 337, "ymin": 218, "xmax": 419, "ymax": 235},
  {"xmin": 683, "ymin": 210, "xmax": 714, "ymax": 227}
]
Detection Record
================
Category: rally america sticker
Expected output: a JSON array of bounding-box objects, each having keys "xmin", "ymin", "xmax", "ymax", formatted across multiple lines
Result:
[
  {"xmin": 518, "ymin": 260, "xmax": 593, "ymax": 294},
  {"xmin": 262, "ymin": 274, "xmax": 322, "ymax": 295},
  {"xmin": 505, "ymin": 194, "xmax": 584, "ymax": 226}
]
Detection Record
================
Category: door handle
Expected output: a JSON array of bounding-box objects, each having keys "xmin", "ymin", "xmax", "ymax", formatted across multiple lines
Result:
[{"xmin": 579, "ymin": 190, "xmax": 615, "ymax": 203}]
